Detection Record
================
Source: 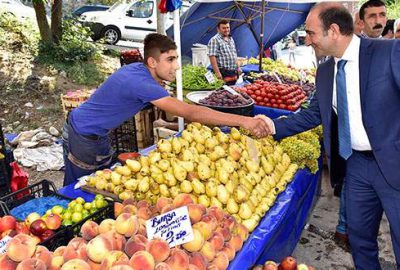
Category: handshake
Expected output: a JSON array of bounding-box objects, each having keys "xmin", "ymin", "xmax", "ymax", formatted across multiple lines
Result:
[{"xmin": 244, "ymin": 115, "xmax": 275, "ymax": 138}]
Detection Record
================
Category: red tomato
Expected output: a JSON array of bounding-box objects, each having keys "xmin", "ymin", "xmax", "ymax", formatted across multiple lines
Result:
[
  {"xmin": 255, "ymin": 90, "xmax": 261, "ymax": 95},
  {"xmin": 271, "ymin": 99, "xmax": 277, "ymax": 103},
  {"xmin": 272, "ymin": 103, "xmax": 278, "ymax": 108},
  {"xmin": 277, "ymin": 99, "xmax": 283, "ymax": 104},
  {"xmin": 247, "ymin": 90, "xmax": 254, "ymax": 95},
  {"xmin": 267, "ymin": 93, "xmax": 274, "ymax": 98},
  {"xmin": 256, "ymin": 96, "xmax": 263, "ymax": 102},
  {"xmin": 263, "ymin": 97, "xmax": 269, "ymax": 102},
  {"xmin": 266, "ymin": 102, "xmax": 272, "ymax": 107},
  {"xmin": 250, "ymin": 94, "xmax": 257, "ymax": 99}
]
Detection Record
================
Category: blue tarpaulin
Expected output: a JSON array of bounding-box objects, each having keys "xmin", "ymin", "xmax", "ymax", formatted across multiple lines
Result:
[{"xmin": 167, "ymin": 1, "xmax": 313, "ymax": 58}]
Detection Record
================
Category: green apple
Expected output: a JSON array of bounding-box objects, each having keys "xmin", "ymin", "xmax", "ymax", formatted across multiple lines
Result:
[
  {"xmin": 95, "ymin": 194, "xmax": 104, "ymax": 200},
  {"xmin": 71, "ymin": 212, "xmax": 83, "ymax": 223},
  {"xmin": 68, "ymin": 201, "xmax": 77, "ymax": 209},
  {"xmin": 52, "ymin": 205, "xmax": 64, "ymax": 215},
  {"xmin": 84, "ymin": 202, "xmax": 92, "ymax": 210},
  {"xmin": 62, "ymin": 219, "xmax": 73, "ymax": 226},
  {"xmin": 63, "ymin": 211, "xmax": 72, "ymax": 220},
  {"xmin": 75, "ymin": 197, "xmax": 85, "ymax": 204},
  {"xmin": 95, "ymin": 199, "xmax": 107, "ymax": 209},
  {"xmin": 73, "ymin": 204, "xmax": 83, "ymax": 213}
]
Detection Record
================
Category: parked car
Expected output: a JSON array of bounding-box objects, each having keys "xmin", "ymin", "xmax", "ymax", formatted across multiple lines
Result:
[
  {"xmin": 0, "ymin": 0, "xmax": 36, "ymax": 21},
  {"xmin": 79, "ymin": 0, "xmax": 191, "ymax": 45},
  {"xmin": 72, "ymin": 4, "xmax": 109, "ymax": 17}
]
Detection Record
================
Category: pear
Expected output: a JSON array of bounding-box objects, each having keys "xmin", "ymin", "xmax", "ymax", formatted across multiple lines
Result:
[
  {"xmin": 210, "ymin": 197, "xmax": 223, "ymax": 208},
  {"xmin": 193, "ymin": 130, "xmax": 205, "ymax": 144},
  {"xmin": 171, "ymin": 137, "xmax": 182, "ymax": 154},
  {"xmin": 216, "ymin": 167, "xmax": 229, "ymax": 184},
  {"xmin": 226, "ymin": 198, "xmax": 239, "ymax": 214},
  {"xmin": 181, "ymin": 130, "xmax": 194, "ymax": 143},
  {"xmin": 208, "ymin": 151, "xmax": 219, "ymax": 162},
  {"xmin": 172, "ymin": 160, "xmax": 187, "ymax": 181},
  {"xmin": 164, "ymin": 170, "xmax": 177, "ymax": 187},
  {"xmin": 197, "ymin": 163, "xmax": 211, "ymax": 181},
  {"xmin": 106, "ymin": 182, "xmax": 115, "ymax": 193},
  {"xmin": 95, "ymin": 178, "xmax": 107, "ymax": 190},
  {"xmin": 182, "ymin": 149, "xmax": 194, "ymax": 161},
  {"xmin": 239, "ymin": 203, "xmax": 252, "ymax": 220},
  {"xmin": 124, "ymin": 179, "xmax": 138, "ymax": 191},
  {"xmin": 115, "ymin": 165, "xmax": 131, "ymax": 177},
  {"xmin": 246, "ymin": 160, "xmax": 260, "ymax": 173},
  {"xmin": 180, "ymin": 180, "xmax": 193, "ymax": 193},
  {"xmin": 205, "ymin": 137, "xmax": 218, "ymax": 151},
  {"xmin": 199, "ymin": 155, "xmax": 211, "ymax": 166},
  {"xmin": 198, "ymin": 195, "xmax": 210, "ymax": 207},
  {"xmin": 205, "ymin": 180, "xmax": 218, "ymax": 197},
  {"xmin": 228, "ymin": 143, "xmax": 241, "ymax": 161},
  {"xmin": 138, "ymin": 177, "xmax": 150, "ymax": 193},
  {"xmin": 140, "ymin": 166, "xmax": 149, "ymax": 176},
  {"xmin": 140, "ymin": 156, "xmax": 150, "ymax": 167},
  {"xmin": 192, "ymin": 179, "xmax": 205, "ymax": 194},
  {"xmin": 225, "ymin": 180, "xmax": 237, "ymax": 194},
  {"xmin": 195, "ymin": 143, "xmax": 205, "ymax": 154},
  {"xmin": 150, "ymin": 164, "xmax": 163, "ymax": 175},
  {"xmin": 149, "ymin": 152, "xmax": 161, "ymax": 164},
  {"xmin": 111, "ymin": 171, "xmax": 122, "ymax": 185},
  {"xmin": 157, "ymin": 139, "xmax": 172, "ymax": 153},
  {"xmin": 113, "ymin": 185, "xmax": 124, "ymax": 195},
  {"xmin": 170, "ymin": 186, "xmax": 180, "ymax": 198},
  {"xmin": 217, "ymin": 185, "xmax": 229, "ymax": 204},
  {"xmin": 216, "ymin": 132, "xmax": 229, "ymax": 144},
  {"xmin": 159, "ymin": 184, "xmax": 170, "ymax": 197},
  {"xmin": 242, "ymin": 217, "xmax": 259, "ymax": 232},
  {"xmin": 230, "ymin": 127, "xmax": 241, "ymax": 140},
  {"xmin": 152, "ymin": 172, "xmax": 165, "ymax": 184},
  {"xmin": 234, "ymin": 185, "xmax": 248, "ymax": 203},
  {"xmin": 150, "ymin": 182, "xmax": 160, "ymax": 195},
  {"xmin": 179, "ymin": 137, "xmax": 189, "ymax": 149},
  {"xmin": 180, "ymin": 161, "xmax": 194, "ymax": 172},
  {"xmin": 214, "ymin": 146, "xmax": 226, "ymax": 158},
  {"xmin": 157, "ymin": 159, "xmax": 170, "ymax": 172}
]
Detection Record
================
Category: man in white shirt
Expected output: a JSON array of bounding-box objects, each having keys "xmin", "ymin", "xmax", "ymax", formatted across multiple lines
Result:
[{"xmin": 258, "ymin": 3, "xmax": 400, "ymax": 269}]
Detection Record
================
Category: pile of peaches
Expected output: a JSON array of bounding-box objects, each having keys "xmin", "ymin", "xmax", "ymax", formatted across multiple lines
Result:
[{"xmin": 0, "ymin": 193, "xmax": 249, "ymax": 270}]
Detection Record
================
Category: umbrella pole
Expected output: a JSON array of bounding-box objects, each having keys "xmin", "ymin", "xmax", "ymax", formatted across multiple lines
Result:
[
  {"xmin": 173, "ymin": 9, "xmax": 184, "ymax": 132},
  {"xmin": 259, "ymin": 0, "xmax": 266, "ymax": 72}
]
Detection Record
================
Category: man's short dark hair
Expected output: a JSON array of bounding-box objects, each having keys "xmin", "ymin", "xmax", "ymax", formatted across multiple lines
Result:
[
  {"xmin": 359, "ymin": 0, "xmax": 386, "ymax": 20},
  {"xmin": 144, "ymin": 33, "xmax": 177, "ymax": 65},
  {"xmin": 319, "ymin": 6, "xmax": 354, "ymax": 36},
  {"xmin": 217, "ymin": 20, "xmax": 229, "ymax": 28},
  {"xmin": 382, "ymin": 19, "xmax": 394, "ymax": 36}
]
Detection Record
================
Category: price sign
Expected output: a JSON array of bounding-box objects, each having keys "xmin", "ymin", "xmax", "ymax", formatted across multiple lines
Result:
[
  {"xmin": 205, "ymin": 70, "xmax": 216, "ymax": 84},
  {"xmin": 146, "ymin": 206, "xmax": 194, "ymax": 248},
  {"xmin": 0, "ymin": 236, "xmax": 12, "ymax": 254}
]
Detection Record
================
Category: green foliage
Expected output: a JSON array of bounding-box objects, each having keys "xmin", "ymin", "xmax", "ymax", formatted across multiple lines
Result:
[
  {"xmin": 387, "ymin": 2, "xmax": 400, "ymax": 19},
  {"xmin": 0, "ymin": 12, "xmax": 39, "ymax": 54},
  {"xmin": 36, "ymin": 20, "xmax": 106, "ymax": 85},
  {"xmin": 175, "ymin": 65, "xmax": 224, "ymax": 90}
]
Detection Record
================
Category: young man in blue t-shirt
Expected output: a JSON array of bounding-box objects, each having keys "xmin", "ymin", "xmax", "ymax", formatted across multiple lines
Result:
[{"xmin": 62, "ymin": 33, "xmax": 271, "ymax": 186}]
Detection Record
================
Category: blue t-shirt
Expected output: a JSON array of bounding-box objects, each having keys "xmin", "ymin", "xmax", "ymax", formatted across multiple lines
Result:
[{"xmin": 70, "ymin": 63, "xmax": 169, "ymax": 136}]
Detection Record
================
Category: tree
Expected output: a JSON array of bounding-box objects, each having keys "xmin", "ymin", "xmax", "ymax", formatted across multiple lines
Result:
[{"xmin": 32, "ymin": 0, "xmax": 63, "ymax": 44}]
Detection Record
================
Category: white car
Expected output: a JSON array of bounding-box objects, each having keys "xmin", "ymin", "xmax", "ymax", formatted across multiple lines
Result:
[
  {"xmin": 0, "ymin": 0, "xmax": 36, "ymax": 21},
  {"xmin": 79, "ymin": 0, "xmax": 191, "ymax": 45}
]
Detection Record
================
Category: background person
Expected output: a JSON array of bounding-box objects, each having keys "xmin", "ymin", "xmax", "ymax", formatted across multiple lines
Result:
[
  {"xmin": 394, "ymin": 18, "xmax": 400, "ymax": 39},
  {"xmin": 382, "ymin": 19, "xmax": 395, "ymax": 39},
  {"xmin": 359, "ymin": 0, "xmax": 387, "ymax": 38},
  {"xmin": 353, "ymin": 11, "xmax": 364, "ymax": 36}
]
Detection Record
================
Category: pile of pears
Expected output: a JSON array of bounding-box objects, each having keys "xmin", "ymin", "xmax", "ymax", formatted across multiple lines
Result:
[{"xmin": 87, "ymin": 123, "xmax": 298, "ymax": 232}]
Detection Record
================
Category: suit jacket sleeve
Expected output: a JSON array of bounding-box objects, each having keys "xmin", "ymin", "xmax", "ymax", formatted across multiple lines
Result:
[
  {"xmin": 391, "ymin": 40, "xmax": 400, "ymax": 90},
  {"xmin": 273, "ymin": 95, "xmax": 322, "ymax": 141}
]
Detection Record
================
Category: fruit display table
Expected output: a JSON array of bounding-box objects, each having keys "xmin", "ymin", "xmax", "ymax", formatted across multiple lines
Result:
[
  {"xmin": 253, "ymin": 104, "xmax": 299, "ymax": 119},
  {"xmin": 58, "ymin": 183, "xmax": 95, "ymax": 201}
]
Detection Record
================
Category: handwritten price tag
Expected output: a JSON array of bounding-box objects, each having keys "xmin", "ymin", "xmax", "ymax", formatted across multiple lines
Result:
[
  {"xmin": 205, "ymin": 70, "xmax": 216, "ymax": 84},
  {"xmin": 0, "ymin": 236, "xmax": 12, "ymax": 254},
  {"xmin": 146, "ymin": 206, "xmax": 194, "ymax": 248}
]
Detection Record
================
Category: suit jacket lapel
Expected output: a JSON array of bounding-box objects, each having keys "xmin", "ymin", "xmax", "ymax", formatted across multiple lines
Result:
[{"xmin": 359, "ymin": 38, "xmax": 373, "ymax": 107}]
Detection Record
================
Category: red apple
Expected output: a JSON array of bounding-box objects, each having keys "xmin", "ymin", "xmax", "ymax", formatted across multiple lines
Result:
[
  {"xmin": 45, "ymin": 214, "xmax": 62, "ymax": 230},
  {"xmin": 0, "ymin": 216, "xmax": 16, "ymax": 233},
  {"xmin": 278, "ymin": 256, "xmax": 297, "ymax": 270},
  {"xmin": 30, "ymin": 219, "xmax": 48, "ymax": 236},
  {"xmin": 40, "ymin": 229, "xmax": 55, "ymax": 242}
]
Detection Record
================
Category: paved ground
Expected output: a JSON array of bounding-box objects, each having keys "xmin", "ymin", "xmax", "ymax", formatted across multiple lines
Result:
[{"xmin": 293, "ymin": 165, "xmax": 397, "ymax": 269}]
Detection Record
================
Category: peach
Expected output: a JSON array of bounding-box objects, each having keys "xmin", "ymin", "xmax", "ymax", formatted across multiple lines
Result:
[
  {"xmin": 146, "ymin": 239, "xmax": 170, "ymax": 262},
  {"xmin": 16, "ymin": 258, "xmax": 46, "ymax": 270},
  {"xmin": 114, "ymin": 202, "xmax": 124, "ymax": 218},
  {"xmin": 88, "ymin": 259, "xmax": 102, "ymax": 270},
  {"xmin": 54, "ymin": 246, "xmax": 66, "ymax": 257},
  {"xmin": 45, "ymin": 214, "xmax": 62, "ymax": 230},
  {"xmin": 81, "ymin": 220, "xmax": 99, "ymax": 241},
  {"xmin": 193, "ymin": 222, "xmax": 212, "ymax": 240},
  {"xmin": 103, "ymin": 231, "xmax": 127, "ymax": 251},
  {"xmin": 234, "ymin": 224, "xmax": 249, "ymax": 242},
  {"xmin": 0, "ymin": 215, "xmax": 16, "ymax": 232},
  {"xmin": 207, "ymin": 264, "xmax": 219, "ymax": 270},
  {"xmin": 189, "ymin": 264, "xmax": 200, "ymax": 270},
  {"xmin": 49, "ymin": 255, "xmax": 64, "ymax": 270},
  {"xmin": 154, "ymin": 262, "xmax": 172, "ymax": 269},
  {"xmin": 86, "ymin": 235, "xmax": 114, "ymax": 263},
  {"xmin": 122, "ymin": 198, "xmax": 136, "ymax": 206},
  {"xmin": 207, "ymin": 207, "xmax": 224, "ymax": 222},
  {"xmin": 136, "ymin": 207, "xmax": 152, "ymax": 220},
  {"xmin": 199, "ymin": 241, "xmax": 216, "ymax": 262},
  {"xmin": 110, "ymin": 264, "xmax": 134, "ymax": 270},
  {"xmin": 221, "ymin": 216, "xmax": 236, "ymax": 231},
  {"xmin": 7, "ymin": 234, "xmax": 37, "ymax": 262},
  {"xmin": 156, "ymin": 197, "xmax": 173, "ymax": 213},
  {"xmin": 99, "ymin": 219, "xmax": 116, "ymax": 234},
  {"xmin": 209, "ymin": 232, "xmax": 224, "ymax": 252},
  {"xmin": 33, "ymin": 245, "xmax": 52, "ymax": 267},
  {"xmin": 228, "ymin": 235, "xmax": 243, "ymax": 252},
  {"xmin": 215, "ymin": 227, "xmax": 231, "ymax": 242},
  {"xmin": 121, "ymin": 205, "xmax": 137, "ymax": 215},
  {"xmin": 61, "ymin": 258, "xmax": 91, "ymax": 270},
  {"xmin": 200, "ymin": 214, "xmax": 218, "ymax": 231},
  {"xmin": 0, "ymin": 254, "xmax": 18, "ymax": 270},
  {"xmin": 161, "ymin": 204, "xmax": 174, "ymax": 214},
  {"xmin": 211, "ymin": 252, "xmax": 229, "ymax": 270},
  {"xmin": 136, "ymin": 200, "xmax": 150, "ymax": 209},
  {"xmin": 221, "ymin": 243, "xmax": 235, "ymax": 261},
  {"xmin": 115, "ymin": 213, "xmax": 140, "ymax": 237},
  {"xmin": 189, "ymin": 252, "xmax": 208, "ymax": 270},
  {"xmin": 124, "ymin": 236, "xmax": 146, "ymax": 258},
  {"xmin": 100, "ymin": 250, "xmax": 129, "ymax": 270},
  {"xmin": 129, "ymin": 250, "xmax": 155, "ymax": 270},
  {"xmin": 63, "ymin": 237, "xmax": 88, "ymax": 261},
  {"xmin": 165, "ymin": 248, "xmax": 189, "ymax": 270},
  {"xmin": 15, "ymin": 222, "xmax": 30, "ymax": 235},
  {"xmin": 137, "ymin": 223, "xmax": 147, "ymax": 237},
  {"xmin": 173, "ymin": 194, "xmax": 194, "ymax": 208},
  {"xmin": 183, "ymin": 228, "xmax": 205, "ymax": 252},
  {"xmin": 187, "ymin": 204, "xmax": 206, "ymax": 224}
]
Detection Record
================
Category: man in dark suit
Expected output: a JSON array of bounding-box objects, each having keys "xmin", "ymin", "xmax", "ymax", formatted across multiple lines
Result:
[{"xmin": 260, "ymin": 2, "xmax": 400, "ymax": 269}]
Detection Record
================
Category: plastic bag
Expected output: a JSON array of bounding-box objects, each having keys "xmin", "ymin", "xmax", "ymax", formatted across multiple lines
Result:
[
  {"xmin": 158, "ymin": 0, "xmax": 168, "ymax": 13},
  {"xmin": 10, "ymin": 161, "xmax": 29, "ymax": 199},
  {"xmin": 166, "ymin": 0, "xmax": 182, "ymax": 12}
]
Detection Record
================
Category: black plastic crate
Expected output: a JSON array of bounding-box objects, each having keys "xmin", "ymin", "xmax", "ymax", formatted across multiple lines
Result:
[
  {"xmin": 110, "ymin": 117, "xmax": 138, "ymax": 156},
  {"xmin": 41, "ymin": 199, "xmax": 114, "ymax": 251}
]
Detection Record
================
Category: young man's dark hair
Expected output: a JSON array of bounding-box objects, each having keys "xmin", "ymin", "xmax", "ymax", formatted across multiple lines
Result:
[
  {"xmin": 359, "ymin": 0, "xmax": 385, "ymax": 20},
  {"xmin": 319, "ymin": 6, "xmax": 354, "ymax": 36},
  {"xmin": 382, "ymin": 19, "xmax": 394, "ymax": 36},
  {"xmin": 144, "ymin": 33, "xmax": 177, "ymax": 65},
  {"xmin": 217, "ymin": 19, "xmax": 230, "ymax": 28}
]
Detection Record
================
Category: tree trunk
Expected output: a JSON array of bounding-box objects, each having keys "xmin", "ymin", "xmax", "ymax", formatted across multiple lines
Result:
[
  {"xmin": 32, "ymin": 1, "xmax": 52, "ymax": 43},
  {"xmin": 51, "ymin": 0, "xmax": 63, "ymax": 43}
]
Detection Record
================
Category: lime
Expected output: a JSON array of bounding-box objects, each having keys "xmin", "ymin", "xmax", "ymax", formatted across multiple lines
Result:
[
  {"xmin": 73, "ymin": 204, "xmax": 84, "ymax": 213},
  {"xmin": 95, "ymin": 194, "xmax": 104, "ymax": 200},
  {"xmin": 71, "ymin": 212, "xmax": 83, "ymax": 223},
  {"xmin": 75, "ymin": 197, "xmax": 85, "ymax": 204}
]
